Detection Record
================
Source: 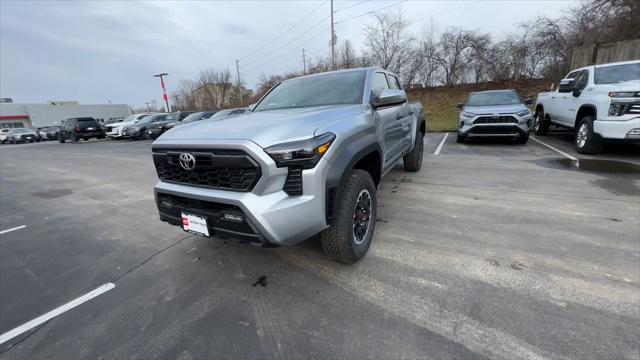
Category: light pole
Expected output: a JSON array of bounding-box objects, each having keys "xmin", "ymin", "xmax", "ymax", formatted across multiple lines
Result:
[{"xmin": 154, "ymin": 73, "xmax": 171, "ymax": 112}]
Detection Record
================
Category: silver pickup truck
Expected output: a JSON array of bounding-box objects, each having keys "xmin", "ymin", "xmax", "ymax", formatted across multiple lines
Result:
[{"xmin": 152, "ymin": 68, "xmax": 425, "ymax": 263}]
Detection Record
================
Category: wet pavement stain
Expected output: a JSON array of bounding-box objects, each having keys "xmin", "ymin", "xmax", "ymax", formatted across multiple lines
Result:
[
  {"xmin": 531, "ymin": 158, "xmax": 640, "ymax": 174},
  {"xmin": 31, "ymin": 188, "xmax": 73, "ymax": 199},
  {"xmin": 252, "ymin": 276, "xmax": 268, "ymax": 287}
]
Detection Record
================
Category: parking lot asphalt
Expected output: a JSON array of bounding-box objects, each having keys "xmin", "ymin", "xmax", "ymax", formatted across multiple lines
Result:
[{"xmin": 0, "ymin": 132, "xmax": 639, "ymax": 359}]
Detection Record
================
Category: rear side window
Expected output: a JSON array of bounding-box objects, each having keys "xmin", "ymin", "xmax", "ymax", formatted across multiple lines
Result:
[
  {"xmin": 372, "ymin": 72, "xmax": 389, "ymax": 98},
  {"xmin": 386, "ymin": 74, "xmax": 401, "ymax": 90},
  {"xmin": 77, "ymin": 118, "xmax": 99, "ymax": 127}
]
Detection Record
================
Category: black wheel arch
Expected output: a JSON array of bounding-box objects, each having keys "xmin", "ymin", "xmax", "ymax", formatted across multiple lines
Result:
[
  {"xmin": 575, "ymin": 104, "xmax": 597, "ymax": 129},
  {"xmin": 325, "ymin": 138, "xmax": 382, "ymax": 226}
]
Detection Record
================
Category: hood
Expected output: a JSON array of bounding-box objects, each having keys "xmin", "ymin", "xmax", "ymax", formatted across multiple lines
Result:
[
  {"xmin": 111, "ymin": 121, "xmax": 135, "ymax": 128},
  {"xmin": 158, "ymin": 105, "xmax": 363, "ymax": 148},
  {"xmin": 597, "ymin": 80, "xmax": 640, "ymax": 92},
  {"xmin": 463, "ymin": 103, "xmax": 528, "ymax": 115}
]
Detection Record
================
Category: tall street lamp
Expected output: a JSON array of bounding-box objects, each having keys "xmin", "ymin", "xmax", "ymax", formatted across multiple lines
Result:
[{"xmin": 154, "ymin": 73, "xmax": 171, "ymax": 112}]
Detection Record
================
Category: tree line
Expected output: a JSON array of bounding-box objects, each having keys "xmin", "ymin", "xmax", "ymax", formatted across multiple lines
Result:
[{"xmin": 172, "ymin": 0, "xmax": 638, "ymax": 111}]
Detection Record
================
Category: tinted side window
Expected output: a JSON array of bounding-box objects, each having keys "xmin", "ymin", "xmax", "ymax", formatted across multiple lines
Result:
[
  {"xmin": 372, "ymin": 72, "xmax": 389, "ymax": 98},
  {"xmin": 386, "ymin": 74, "xmax": 401, "ymax": 90},
  {"xmin": 573, "ymin": 70, "xmax": 589, "ymax": 90}
]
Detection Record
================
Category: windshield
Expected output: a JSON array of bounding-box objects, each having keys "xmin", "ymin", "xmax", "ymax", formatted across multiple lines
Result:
[
  {"xmin": 210, "ymin": 110, "xmax": 232, "ymax": 119},
  {"xmin": 254, "ymin": 70, "xmax": 366, "ymax": 112},
  {"xmin": 594, "ymin": 63, "xmax": 640, "ymax": 84},
  {"xmin": 467, "ymin": 91, "xmax": 521, "ymax": 106},
  {"xmin": 181, "ymin": 112, "xmax": 204, "ymax": 123},
  {"xmin": 164, "ymin": 113, "xmax": 179, "ymax": 122}
]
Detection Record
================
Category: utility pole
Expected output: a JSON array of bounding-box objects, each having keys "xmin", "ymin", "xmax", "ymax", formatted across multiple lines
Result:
[
  {"xmin": 330, "ymin": 0, "xmax": 336, "ymax": 70},
  {"xmin": 145, "ymin": 102, "xmax": 151, "ymax": 113},
  {"xmin": 235, "ymin": 59, "xmax": 243, "ymax": 104},
  {"xmin": 153, "ymin": 73, "xmax": 171, "ymax": 112},
  {"xmin": 302, "ymin": 48, "xmax": 306, "ymax": 74}
]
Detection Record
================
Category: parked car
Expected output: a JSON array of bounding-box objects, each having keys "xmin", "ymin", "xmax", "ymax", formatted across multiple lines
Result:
[
  {"xmin": 162, "ymin": 111, "xmax": 217, "ymax": 133},
  {"xmin": 534, "ymin": 60, "xmax": 640, "ymax": 154},
  {"xmin": 0, "ymin": 128, "xmax": 10, "ymax": 143},
  {"xmin": 37, "ymin": 126, "xmax": 60, "ymax": 140},
  {"xmin": 152, "ymin": 67, "xmax": 425, "ymax": 264},
  {"xmin": 4, "ymin": 128, "xmax": 40, "ymax": 144},
  {"xmin": 59, "ymin": 117, "xmax": 106, "ymax": 143},
  {"xmin": 146, "ymin": 111, "xmax": 195, "ymax": 139},
  {"xmin": 122, "ymin": 113, "xmax": 168, "ymax": 140},
  {"xmin": 456, "ymin": 89, "xmax": 533, "ymax": 143},
  {"xmin": 105, "ymin": 114, "xmax": 150, "ymax": 138}
]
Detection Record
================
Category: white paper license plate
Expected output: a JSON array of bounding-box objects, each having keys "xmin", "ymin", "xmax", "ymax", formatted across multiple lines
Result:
[
  {"xmin": 181, "ymin": 212, "xmax": 209, "ymax": 236},
  {"xmin": 87, "ymin": 127, "xmax": 94, "ymax": 130}
]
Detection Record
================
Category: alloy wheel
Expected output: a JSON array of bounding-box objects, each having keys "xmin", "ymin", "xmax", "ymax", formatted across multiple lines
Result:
[{"xmin": 353, "ymin": 189, "xmax": 372, "ymax": 245}]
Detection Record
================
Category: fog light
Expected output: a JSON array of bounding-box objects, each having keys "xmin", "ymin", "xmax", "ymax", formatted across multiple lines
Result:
[{"xmin": 626, "ymin": 128, "xmax": 640, "ymax": 139}]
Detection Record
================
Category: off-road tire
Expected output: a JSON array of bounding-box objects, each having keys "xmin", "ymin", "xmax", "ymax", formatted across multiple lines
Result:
[
  {"xmin": 575, "ymin": 115, "xmax": 602, "ymax": 154},
  {"xmin": 320, "ymin": 169, "xmax": 377, "ymax": 264},
  {"xmin": 403, "ymin": 131, "xmax": 423, "ymax": 172},
  {"xmin": 533, "ymin": 110, "xmax": 549, "ymax": 136}
]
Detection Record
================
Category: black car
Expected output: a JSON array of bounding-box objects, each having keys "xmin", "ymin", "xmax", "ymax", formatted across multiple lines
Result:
[
  {"xmin": 146, "ymin": 111, "xmax": 195, "ymax": 139},
  {"xmin": 37, "ymin": 126, "xmax": 60, "ymax": 140},
  {"xmin": 59, "ymin": 117, "xmax": 106, "ymax": 143},
  {"xmin": 121, "ymin": 113, "xmax": 169, "ymax": 140},
  {"xmin": 5, "ymin": 128, "xmax": 40, "ymax": 144},
  {"xmin": 162, "ymin": 111, "xmax": 217, "ymax": 132}
]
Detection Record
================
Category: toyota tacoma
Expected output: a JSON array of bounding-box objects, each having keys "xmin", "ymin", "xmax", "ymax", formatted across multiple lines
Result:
[{"xmin": 152, "ymin": 68, "xmax": 425, "ymax": 263}]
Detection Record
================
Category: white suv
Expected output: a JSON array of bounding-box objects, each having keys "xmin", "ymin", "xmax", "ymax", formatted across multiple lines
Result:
[
  {"xmin": 533, "ymin": 60, "xmax": 640, "ymax": 154},
  {"xmin": 105, "ymin": 114, "xmax": 151, "ymax": 138}
]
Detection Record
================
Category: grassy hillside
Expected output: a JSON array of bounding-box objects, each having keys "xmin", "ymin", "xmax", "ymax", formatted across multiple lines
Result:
[{"xmin": 407, "ymin": 79, "xmax": 552, "ymax": 132}]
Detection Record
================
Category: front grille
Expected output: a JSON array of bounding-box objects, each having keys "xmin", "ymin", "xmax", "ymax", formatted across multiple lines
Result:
[
  {"xmin": 153, "ymin": 149, "xmax": 261, "ymax": 192},
  {"xmin": 625, "ymin": 104, "xmax": 640, "ymax": 114},
  {"xmin": 474, "ymin": 115, "xmax": 518, "ymax": 124}
]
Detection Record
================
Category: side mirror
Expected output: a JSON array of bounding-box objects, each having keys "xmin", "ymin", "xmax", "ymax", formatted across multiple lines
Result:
[
  {"xmin": 558, "ymin": 78, "xmax": 574, "ymax": 93},
  {"xmin": 373, "ymin": 89, "xmax": 407, "ymax": 108},
  {"xmin": 524, "ymin": 99, "xmax": 533, "ymax": 105},
  {"xmin": 456, "ymin": 103, "xmax": 464, "ymax": 109},
  {"xmin": 572, "ymin": 89, "xmax": 582, "ymax": 97}
]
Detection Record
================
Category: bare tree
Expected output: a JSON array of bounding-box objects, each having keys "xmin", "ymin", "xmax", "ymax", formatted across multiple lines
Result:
[
  {"xmin": 337, "ymin": 40, "xmax": 357, "ymax": 69},
  {"xmin": 363, "ymin": 11, "xmax": 414, "ymax": 78},
  {"xmin": 434, "ymin": 27, "xmax": 478, "ymax": 85}
]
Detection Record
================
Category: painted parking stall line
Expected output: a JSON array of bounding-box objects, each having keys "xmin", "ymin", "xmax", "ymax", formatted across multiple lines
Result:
[
  {"xmin": 530, "ymin": 136, "xmax": 578, "ymax": 161},
  {"xmin": 0, "ymin": 283, "xmax": 115, "ymax": 345},
  {"xmin": 0, "ymin": 225, "xmax": 26, "ymax": 235},
  {"xmin": 434, "ymin": 133, "xmax": 448, "ymax": 155}
]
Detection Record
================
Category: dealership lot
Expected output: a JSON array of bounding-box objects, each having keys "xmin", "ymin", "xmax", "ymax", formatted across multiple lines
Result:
[{"xmin": 0, "ymin": 133, "xmax": 638, "ymax": 359}]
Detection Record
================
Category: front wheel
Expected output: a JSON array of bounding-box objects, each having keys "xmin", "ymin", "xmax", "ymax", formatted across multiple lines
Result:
[
  {"xmin": 456, "ymin": 133, "xmax": 466, "ymax": 143},
  {"xmin": 403, "ymin": 131, "xmax": 423, "ymax": 172},
  {"xmin": 141, "ymin": 129, "xmax": 150, "ymax": 140},
  {"xmin": 575, "ymin": 115, "xmax": 602, "ymax": 154},
  {"xmin": 533, "ymin": 110, "xmax": 549, "ymax": 136},
  {"xmin": 320, "ymin": 169, "xmax": 377, "ymax": 264}
]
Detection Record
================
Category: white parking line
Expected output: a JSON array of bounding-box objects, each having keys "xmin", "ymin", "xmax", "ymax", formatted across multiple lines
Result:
[
  {"xmin": 0, "ymin": 225, "xmax": 26, "ymax": 235},
  {"xmin": 434, "ymin": 133, "xmax": 448, "ymax": 155},
  {"xmin": 0, "ymin": 283, "xmax": 115, "ymax": 345},
  {"xmin": 530, "ymin": 136, "xmax": 578, "ymax": 161}
]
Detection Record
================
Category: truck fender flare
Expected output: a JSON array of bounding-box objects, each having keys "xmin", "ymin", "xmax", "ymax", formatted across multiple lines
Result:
[
  {"xmin": 575, "ymin": 104, "xmax": 598, "ymax": 127},
  {"xmin": 324, "ymin": 135, "xmax": 382, "ymax": 226}
]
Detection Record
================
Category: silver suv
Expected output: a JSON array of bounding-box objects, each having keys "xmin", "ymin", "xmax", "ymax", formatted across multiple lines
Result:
[
  {"xmin": 457, "ymin": 89, "xmax": 533, "ymax": 143},
  {"xmin": 152, "ymin": 68, "xmax": 425, "ymax": 263}
]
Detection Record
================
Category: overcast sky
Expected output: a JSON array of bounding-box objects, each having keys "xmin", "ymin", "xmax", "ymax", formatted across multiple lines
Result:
[{"xmin": 1, "ymin": 0, "xmax": 577, "ymax": 108}]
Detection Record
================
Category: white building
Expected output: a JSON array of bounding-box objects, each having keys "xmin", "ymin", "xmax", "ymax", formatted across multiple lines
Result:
[{"xmin": 0, "ymin": 100, "xmax": 132, "ymax": 129}]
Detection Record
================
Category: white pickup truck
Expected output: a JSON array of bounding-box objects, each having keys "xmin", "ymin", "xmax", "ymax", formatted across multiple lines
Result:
[{"xmin": 533, "ymin": 60, "xmax": 640, "ymax": 154}]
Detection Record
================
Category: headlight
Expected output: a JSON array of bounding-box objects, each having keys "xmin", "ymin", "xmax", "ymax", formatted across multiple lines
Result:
[
  {"xmin": 517, "ymin": 110, "xmax": 531, "ymax": 117},
  {"xmin": 608, "ymin": 92, "xmax": 636, "ymax": 98},
  {"xmin": 461, "ymin": 111, "xmax": 475, "ymax": 118},
  {"xmin": 608, "ymin": 103, "xmax": 625, "ymax": 116},
  {"xmin": 264, "ymin": 132, "xmax": 335, "ymax": 169}
]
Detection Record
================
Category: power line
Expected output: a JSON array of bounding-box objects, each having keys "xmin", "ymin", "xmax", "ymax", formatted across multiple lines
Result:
[
  {"xmin": 335, "ymin": 0, "xmax": 407, "ymax": 24},
  {"xmin": 239, "ymin": 0, "xmax": 328, "ymax": 60},
  {"xmin": 243, "ymin": 14, "xmax": 331, "ymax": 65},
  {"xmin": 334, "ymin": 0, "xmax": 371, "ymax": 13}
]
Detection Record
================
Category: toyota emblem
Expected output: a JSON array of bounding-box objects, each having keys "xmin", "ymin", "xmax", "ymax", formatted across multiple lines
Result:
[{"xmin": 179, "ymin": 153, "xmax": 196, "ymax": 170}]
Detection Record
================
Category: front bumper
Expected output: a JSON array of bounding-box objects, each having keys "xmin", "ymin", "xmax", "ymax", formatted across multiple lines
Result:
[
  {"xmin": 594, "ymin": 117, "xmax": 640, "ymax": 141},
  {"xmin": 147, "ymin": 128, "xmax": 164, "ymax": 138},
  {"xmin": 121, "ymin": 128, "xmax": 139, "ymax": 138},
  {"xmin": 106, "ymin": 127, "xmax": 123, "ymax": 137},
  {"xmin": 459, "ymin": 113, "xmax": 531, "ymax": 137},
  {"xmin": 153, "ymin": 139, "xmax": 330, "ymax": 246}
]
